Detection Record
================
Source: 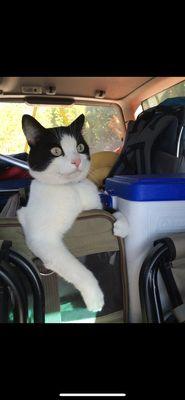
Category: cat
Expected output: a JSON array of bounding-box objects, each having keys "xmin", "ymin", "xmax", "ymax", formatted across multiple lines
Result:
[
  {"xmin": 113, "ymin": 211, "xmax": 129, "ymax": 238},
  {"xmin": 17, "ymin": 114, "xmax": 104, "ymax": 312}
]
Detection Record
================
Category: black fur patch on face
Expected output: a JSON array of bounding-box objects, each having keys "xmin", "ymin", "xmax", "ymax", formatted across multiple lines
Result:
[
  {"xmin": 22, "ymin": 114, "xmax": 90, "ymax": 171},
  {"xmin": 75, "ymin": 132, "xmax": 90, "ymax": 161},
  {"xmin": 28, "ymin": 128, "xmax": 62, "ymax": 171}
]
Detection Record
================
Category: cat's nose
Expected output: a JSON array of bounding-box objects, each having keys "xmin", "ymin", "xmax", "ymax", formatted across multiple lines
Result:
[{"xmin": 71, "ymin": 158, "xmax": 81, "ymax": 168}]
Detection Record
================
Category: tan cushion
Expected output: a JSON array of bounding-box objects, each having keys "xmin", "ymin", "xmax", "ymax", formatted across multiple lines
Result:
[{"xmin": 87, "ymin": 151, "xmax": 118, "ymax": 188}]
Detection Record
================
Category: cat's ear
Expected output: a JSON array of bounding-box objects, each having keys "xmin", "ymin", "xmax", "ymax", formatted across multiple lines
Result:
[
  {"xmin": 70, "ymin": 114, "xmax": 85, "ymax": 134},
  {"xmin": 22, "ymin": 115, "xmax": 45, "ymax": 146}
]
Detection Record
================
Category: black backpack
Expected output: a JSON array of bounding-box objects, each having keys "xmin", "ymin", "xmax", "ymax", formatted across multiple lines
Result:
[{"xmin": 107, "ymin": 98, "xmax": 185, "ymax": 178}]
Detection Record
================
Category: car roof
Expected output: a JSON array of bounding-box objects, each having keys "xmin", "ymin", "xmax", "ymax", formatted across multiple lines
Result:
[{"xmin": 0, "ymin": 76, "xmax": 153, "ymax": 100}]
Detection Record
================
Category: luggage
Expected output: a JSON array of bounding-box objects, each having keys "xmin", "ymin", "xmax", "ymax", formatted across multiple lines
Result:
[
  {"xmin": 0, "ymin": 178, "xmax": 31, "ymax": 214},
  {"xmin": 139, "ymin": 233, "xmax": 185, "ymax": 323},
  {"xmin": 107, "ymin": 97, "xmax": 185, "ymax": 178},
  {"xmin": 0, "ymin": 153, "xmax": 31, "ymax": 215},
  {"xmin": 0, "ymin": 210, "xmax": 128, "ymax": 323}
]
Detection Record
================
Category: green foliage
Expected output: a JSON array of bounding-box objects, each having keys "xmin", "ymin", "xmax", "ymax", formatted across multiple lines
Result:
[
  {"xmin": 0, "ymin": 103, "xmax": 123, "ymax": 155},
  {"xmin": 36, "ymin": 105, "xmax": 86, "ymax": 128},
  {"xmin": 83, "ymin": 105, "xmax": 123, "ymax": 152},
  {"xmin": 0, "ymin": 103, "xmax": 32, "ymax": 154}
]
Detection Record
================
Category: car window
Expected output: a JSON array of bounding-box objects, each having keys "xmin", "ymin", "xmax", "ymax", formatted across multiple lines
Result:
[
  {"xmin": 0, "ymin": 103, "xmax": 125, "ymax": 155},
  {"xmin": 142, "ymin": 80, "xmax": 185, "ymax": 110}
]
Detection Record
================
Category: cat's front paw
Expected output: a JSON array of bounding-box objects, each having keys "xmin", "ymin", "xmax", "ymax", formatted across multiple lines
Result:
[
  {"xmin": 113, "ymin": 213, "xmax": 129, "ymax": 238},
  {"xmin": 82, "ymin": 285, "xmax": 104, "ymax": 312}
]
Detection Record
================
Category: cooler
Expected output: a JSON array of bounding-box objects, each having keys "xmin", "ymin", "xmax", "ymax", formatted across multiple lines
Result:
[{"xmin": 105, "ymin": 174, "xmax": 185, "ymax": 322}]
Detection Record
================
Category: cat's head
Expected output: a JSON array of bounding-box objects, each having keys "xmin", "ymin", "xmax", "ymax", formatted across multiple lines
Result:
[{"xmin": 22, "ymin": 114, "xmax": 90, "ymax": 184}]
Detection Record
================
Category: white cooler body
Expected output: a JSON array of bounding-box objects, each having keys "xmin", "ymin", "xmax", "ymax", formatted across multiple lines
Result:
[
  {"xmin": 105, "ymin": 175, "xmax": 185, "ymax": 323},
  {"xmin": 118, "ymin": 197, "xmax": 185, "ymax": 322}
]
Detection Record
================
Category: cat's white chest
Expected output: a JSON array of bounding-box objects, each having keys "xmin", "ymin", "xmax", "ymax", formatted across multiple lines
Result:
[
  {"xmin": 36, "ymin": 180, "xmax": 83, "ymax": 214},
  {"xmin": 18, "ymin": 178, "xmax": 101, "ymax": 239},
  {"xmin": 18, "ymin": 180, "xmax": 83, "ymax": 236}
]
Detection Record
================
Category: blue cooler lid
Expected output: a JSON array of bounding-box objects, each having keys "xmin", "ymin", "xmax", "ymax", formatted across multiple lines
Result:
[{"xmin": 105, "ymin": 174, "xmax": 185, "ymax": 201}]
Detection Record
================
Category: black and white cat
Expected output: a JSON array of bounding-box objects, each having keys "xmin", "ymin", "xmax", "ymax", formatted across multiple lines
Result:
[
  {"xmin": 17, "ymin": 114, "xmax": 105, "ymax": 312},
  {"xmin": 17, "ymin": 113, "xmax": 129, "ymax": 312}
]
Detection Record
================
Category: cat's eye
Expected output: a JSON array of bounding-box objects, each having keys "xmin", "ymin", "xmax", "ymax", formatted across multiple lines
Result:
[
  {"xmin": 50, "ymin": 147, "xmax": 63, "ymax": 157},
  {"xmin": 77, "ymin": 143, "xmax": 85, "ymax": 153}
]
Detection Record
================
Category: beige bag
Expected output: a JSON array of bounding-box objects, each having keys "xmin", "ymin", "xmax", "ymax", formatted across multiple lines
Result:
[{"xmin": 0, "ymin": 210, "xmax": 128, "ymax": 323}]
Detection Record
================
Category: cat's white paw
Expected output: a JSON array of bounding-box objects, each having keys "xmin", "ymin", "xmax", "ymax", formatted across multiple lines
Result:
[
  {"xmin": 113, "ymin": 213, "xmax": 129, "ymax": 238},
  {"xmin": 82, "ymin": 285, "xmax": 104, "ymax": 312}
]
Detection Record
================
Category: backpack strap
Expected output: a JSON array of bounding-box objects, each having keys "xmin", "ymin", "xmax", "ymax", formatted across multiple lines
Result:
[
  {"xmin": 125, "ymin": 114, "xmax": 178, "ymax": 173},
  {"xmin": 108, "ymin": 114, "xmax": 178, "ymax": 177}
]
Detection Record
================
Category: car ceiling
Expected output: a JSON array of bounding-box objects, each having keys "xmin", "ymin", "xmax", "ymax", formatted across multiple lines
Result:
[{"xmin": 0, "ymin": 77, "xmax": 153, "ymax": 100}]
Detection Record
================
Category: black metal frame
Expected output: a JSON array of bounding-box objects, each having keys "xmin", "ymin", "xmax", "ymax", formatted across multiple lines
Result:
[
  {"xmin": 0, "ymin": 155, "xmax": 45, "ymax": 323},
  {"xmin": 9, "ymin": 250, "xmax": 45, "ymax": 323},
  {"xmin": 0, "ymin": 279, "xmax": 11, "ymax": 323},
  {"xmin": 0, "ymin": 244, "xmax": 45, "ymax": 323},
  {"xmin": 139, "ymin": 239, "xmax": 183, "ymax": 323},
  {"xmin": 0, "ymin": 264, "xmax": 25, "ymax": 322}
]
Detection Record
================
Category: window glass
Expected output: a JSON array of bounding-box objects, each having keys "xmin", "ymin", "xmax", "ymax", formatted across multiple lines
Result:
[
  {"xmin": 142, "ymin": 80, "xmax": 185, "ymax": 110},
  {"xmin": 0, "ymin": 103, "xmax": 125, "ymax": 155}
]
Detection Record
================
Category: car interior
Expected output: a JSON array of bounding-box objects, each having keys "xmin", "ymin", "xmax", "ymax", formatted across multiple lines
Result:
[{"xmin": 0, "ymin": 76, "xmax": 185, "ymax": 323}]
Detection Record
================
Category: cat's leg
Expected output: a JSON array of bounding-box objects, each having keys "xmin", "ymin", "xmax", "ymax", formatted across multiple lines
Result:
[
  {"xmin": 27, "ymin": 234, "xmax": 104, "ymax": 312},
  {"xmin": 113, "ymin": 211, "xmax": 129, "ymax": 238},
  {"xmin": 76, "ymin": 179, "xmax": 103, "ymax": 211}
]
